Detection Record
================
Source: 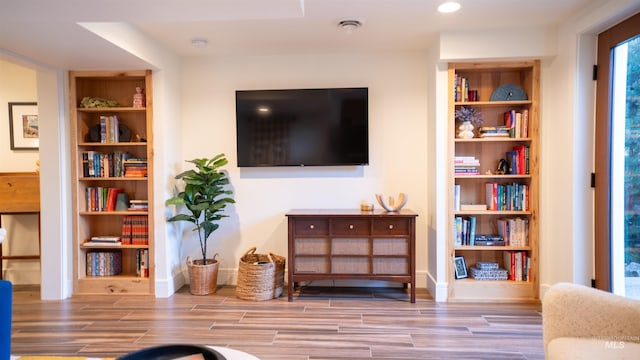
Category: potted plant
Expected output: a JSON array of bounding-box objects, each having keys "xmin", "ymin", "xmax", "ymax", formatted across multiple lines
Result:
[{"xmin": 166, "ymin": 153, "xmax": 235, "ymax": 295}]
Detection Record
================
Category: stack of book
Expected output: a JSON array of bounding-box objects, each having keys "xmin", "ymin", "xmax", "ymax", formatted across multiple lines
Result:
[
  {"xmin": 454, "ymin": 156, "xmax": 480, "ymax": 176},
  {"xmin": 474, "ymin": 234, "xmax": 505, "ymax": 246},
  {"xmin": 121, "ymin": 215, "xmax": 149, "ymax": 245},
  {"xmin": 84, "ymin": 236, "xmax": 121, "ymax": 247},
  {"xmin": 123, "ymin": 157, "xmax": 148, "ymax": 177},
  {"xmin": 478, "ymin": 125, "xmax": 510, "ymax": 138},
  {"xmin": 469, "ymin": 262, "xmax": 508, "ymax": 280},
  {"xmin": 128, "ymin": 199, "xmax": 148, "ymax": 212}
]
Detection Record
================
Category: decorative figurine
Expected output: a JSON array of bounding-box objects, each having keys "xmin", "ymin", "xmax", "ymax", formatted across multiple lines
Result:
[{"xmin": 133, "ymin": 87, "xmax": 145, "ymax": 108}]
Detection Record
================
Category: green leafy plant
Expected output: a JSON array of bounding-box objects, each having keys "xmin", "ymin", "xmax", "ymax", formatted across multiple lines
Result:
[{"xmin": 166, "ymin": 154, "xmax": 235, "ymax": 264}]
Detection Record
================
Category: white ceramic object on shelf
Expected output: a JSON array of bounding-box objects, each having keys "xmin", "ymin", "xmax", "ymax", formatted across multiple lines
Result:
[{"xmin": 375, "ymin": 193, "xmax": 408, "ymax": 212}]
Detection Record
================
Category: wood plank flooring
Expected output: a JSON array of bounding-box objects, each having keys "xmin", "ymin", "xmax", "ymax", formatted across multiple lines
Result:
[{"xmin": 10, "ymin": 285, "xmax": 543, "ymax": 359}]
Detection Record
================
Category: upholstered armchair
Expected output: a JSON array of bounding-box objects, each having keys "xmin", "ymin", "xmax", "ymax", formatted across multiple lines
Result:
[{"xmin": 542, "ymin": 282, "xmax": 640, "ymax": 359}]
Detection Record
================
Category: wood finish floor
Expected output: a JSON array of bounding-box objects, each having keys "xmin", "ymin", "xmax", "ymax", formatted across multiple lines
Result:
[{"xmin": 10, "ymin": 285, "xmax": 544, "ymax": 359}]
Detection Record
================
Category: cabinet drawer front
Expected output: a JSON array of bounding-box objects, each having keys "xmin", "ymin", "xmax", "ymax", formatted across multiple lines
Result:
[
  {"xmin": 372, "ymin": 218, "xmax": 410, "ymax": 235},
  {"xmin": 373, "ymin": 238, "xmax": 408, "ymax": 255},
  {"xmin": 293, "ymin": 218, "xmax": 329, "ymax": 235},
  {"xmin": 332, "ymin": 257, "xmax": 369, "ymax": 274},
  {"xmin": 294, "ymin": 257, "xmax": 329, "ymax": 274},
  {"xmin": 373, "ymin": 258, "xmax": 408, "ymax": 275},
  {"xmin": 294, "ymin": 238, "xmax": 329, "ymax": 255},
  {"xmin": 331, "ymin": 218, "xmax": 371, "ymax": 235}
]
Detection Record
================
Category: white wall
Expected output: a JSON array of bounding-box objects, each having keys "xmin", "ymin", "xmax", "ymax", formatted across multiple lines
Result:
[
  {"xmin": 0, "ymin": 59, "xmax": 40, "ymax": 284},
  {"xmin": 175, "ymin": 51, "xmax": 431, "ymax": 286}
]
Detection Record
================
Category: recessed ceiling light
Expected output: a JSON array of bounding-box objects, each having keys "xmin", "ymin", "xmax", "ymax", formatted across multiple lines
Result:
[
  {"xmin": 438, "ymin": 2, "xmax": 461, "ymax": 13},
  {"xmin": 338, "ymin": 20, "xmax": 362, "ymax": 35},
  {"xmin": 191, "ymin": 38, "xmax": 209, "ymax": 48}
]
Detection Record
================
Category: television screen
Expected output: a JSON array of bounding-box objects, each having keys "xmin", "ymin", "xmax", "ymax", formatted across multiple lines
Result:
[{"xmin": 236, "ymin": 87, "xmax": 369, "ymax": 167}]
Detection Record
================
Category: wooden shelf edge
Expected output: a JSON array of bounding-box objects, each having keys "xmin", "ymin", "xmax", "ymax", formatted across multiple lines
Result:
[
  {"xmin": 81, "ymin": 244, "xmax": 149, "ymax": 249},
  {"xmin": 454, "ymin": 137, "xmax": 532, "ymax": 142},
  {"xmin": 79, "ymin": 211, "xmax": 148, "ymax": 215},
  {"xmin": 455, "ymin": 174, "xmax": 531, "ymax": 179},
  {"xmin": 79, "ymin": 177, "xmax": 148, "ymax": 181},
  {"xmin": 455, "ymin": 246, "xmax": 531, "ymax": 251},
  {"xmin": 77, "ymin": 107, "xmax": 146, "ymax": 112},
  {"xmin": 454, "ymin": 210, "xmax": 531, "ymax": 215},
  {"xmin": 78, "ymin": 142, "xmax": 147, "ymax": 147},
  {"xmin": 455, "ymin": 100, "xmax": 532, "ymax": 106}
]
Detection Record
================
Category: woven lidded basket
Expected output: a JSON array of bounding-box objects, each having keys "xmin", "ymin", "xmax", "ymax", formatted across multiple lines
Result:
[{"xmin": 236, "ymin": 247, "xmax": 275, "ymax": 301}]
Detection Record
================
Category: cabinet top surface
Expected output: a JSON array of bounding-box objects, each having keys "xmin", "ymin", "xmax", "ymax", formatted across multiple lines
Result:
[{"xmin": 286, "ymin": 209, "xmax": 417, "ymax": 217}]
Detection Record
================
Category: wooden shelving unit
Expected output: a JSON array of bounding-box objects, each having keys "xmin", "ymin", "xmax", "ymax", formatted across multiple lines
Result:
[
  {"xmin": 69, "ymin": 70, "xmax": 154, "ymax": 295},
  {"xmin": 448, "ymin": 61, "xmax": 540, "ymax": 302}
]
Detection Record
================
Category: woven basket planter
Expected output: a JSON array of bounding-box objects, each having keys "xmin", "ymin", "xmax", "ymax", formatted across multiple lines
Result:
[
  {"xmin": 236, "ymin": 247, "xmax": 281, "ymax": 301},
  {"xmin": 187, "ymin": 254, "xmax": 219, "ymax": 296}
]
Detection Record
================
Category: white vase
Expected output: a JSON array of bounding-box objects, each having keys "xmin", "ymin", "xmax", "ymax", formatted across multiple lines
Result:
[{"xmin": 458, "ymin": 121, "xmax": 475, "ymax": 139}]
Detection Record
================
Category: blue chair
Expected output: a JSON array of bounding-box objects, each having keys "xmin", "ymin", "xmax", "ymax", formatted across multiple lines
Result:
[{"xmin": 0, "ymin": 280, "xmax": 11, "ymax": 360}]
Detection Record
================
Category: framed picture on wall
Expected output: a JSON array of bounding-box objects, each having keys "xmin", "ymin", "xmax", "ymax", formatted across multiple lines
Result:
[{"xmin": 8, "ymin": 102, "xmax": 38, "ymax": 150}]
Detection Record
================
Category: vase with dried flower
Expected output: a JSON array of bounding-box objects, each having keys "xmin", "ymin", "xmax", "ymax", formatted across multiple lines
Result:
[{"xmin": 455, "ymin": 106, "xmax": 483, "ymax": 139}]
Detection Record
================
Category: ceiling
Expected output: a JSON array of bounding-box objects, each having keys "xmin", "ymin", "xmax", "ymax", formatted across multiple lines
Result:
[{"xmin": 0, "ymin": 0, "xmax": 599, "ymax": 70}]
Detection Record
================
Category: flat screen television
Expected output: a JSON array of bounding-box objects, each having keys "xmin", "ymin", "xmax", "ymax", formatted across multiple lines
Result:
[{"xmin": 235, "ymin": 87, "xmax": 369, "ymax": 167}]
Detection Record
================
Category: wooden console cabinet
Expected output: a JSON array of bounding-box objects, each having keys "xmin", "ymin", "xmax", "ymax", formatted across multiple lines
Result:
[{"xmin": 286, "ymin": 209, "xmax": 418, "ymax": 302}]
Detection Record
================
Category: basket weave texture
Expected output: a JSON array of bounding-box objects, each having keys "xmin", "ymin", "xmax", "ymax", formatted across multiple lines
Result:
[
  {"xmin": 187, "ymin": 254, "xmax": 219, "ymax": 296},
  {"xmin": 236, "ymin": 247, "xmax": 285, "ymax": 301},
  {"xmin": 270, "ymin": 252, "xmax": 286, "ymax": 298}
]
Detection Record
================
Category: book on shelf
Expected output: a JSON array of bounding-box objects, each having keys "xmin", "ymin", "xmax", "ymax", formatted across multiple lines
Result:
[
  {"xmin": 454, "ymin": 215, "xmax": 477, "ymax": 246},
  {"xmin": 485, "ymin": 182, "xmax": 529, "ymax": 211},
  {"xmin": 496, "ymin": 217, "xmax": 529, "ymax": 246},
  {"xmin": 503, "ymin": 109, "xmax": 529, "ymax": 138},
  {"xmin": 84, "ymin": 240, "xmax": 122, "ymax": 247},
  {"xmin": 454, "ymin": 74, "xmax": 478, "ymax": 102},
  {"xmin": 123, "ymin": 157, "xmax": 148, "ymax": 177},
  {"xmin": 99, "ymin": 115, "xmax": 120, "ymax": 143},
  {"xmin": 503, "ymin": 250, "xmax": 531, "ymax": 281},
  {"xmin": 454, "ymin": 185, "xmax": 460, "ymax": 212},
  {"xmin": 83, "ymin": 151, "xmax": 132, "ymax": 178},
  {"xmin": 469, "ymin": 262, "xmax": 508, "ymax": 280},
  {"xmin": 128, "ymin": 199, "xmax": 149, "ymax": 211},
  {"xmin": 454, "ymin": 156, "xmax": 480, "ymax": 175},
  {"xmin": 85, "ymin": 187, "xmax": 124, "ymax": 212},
  {"xmin": 86, "ymin": 250, "xmax": 122, "ymax": 276},
  {"xmin": 460, "ymin": 204, "xmax": 487, "ymax": 211},
  {"xmin": 90, "ymin": 236, "xmax": 120, "ymax": 242},
  {"xmin": 478, "ymin": 125, "xmax": 510, "ymax": 138},
  {"xmin": 137, "ymin": 248, "xmax": 149, "ymax": 278},
  {"xmin": 121, "ymin": 215, "xmax": 149, "ymax": 245},
  {"xmin": 474, "ymin": 234, "xmax": 506, "ymax": 246}
]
